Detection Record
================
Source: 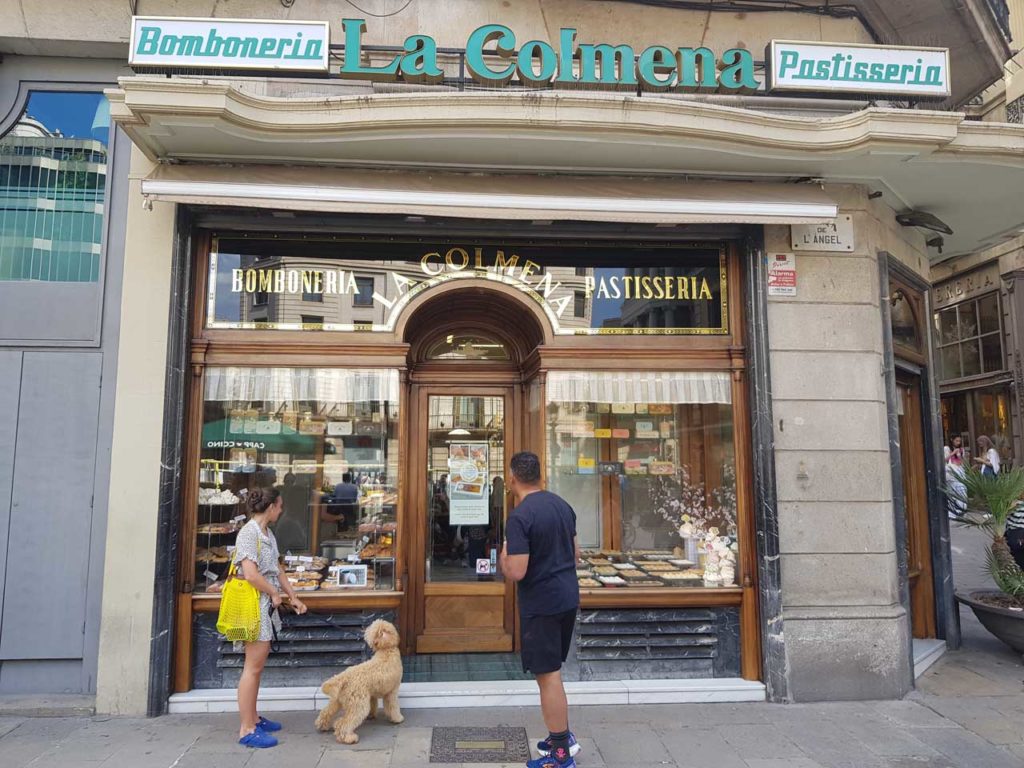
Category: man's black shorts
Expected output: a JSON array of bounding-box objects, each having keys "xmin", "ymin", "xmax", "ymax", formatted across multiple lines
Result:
[{"xmin": 520, "ymin": 609, "xmax": 577, "ymax": 674}]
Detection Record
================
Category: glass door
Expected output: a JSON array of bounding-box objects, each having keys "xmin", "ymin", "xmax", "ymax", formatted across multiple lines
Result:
[{"xmin": 411, "ymin": 388, "xmax": 516, "ymax": 653}]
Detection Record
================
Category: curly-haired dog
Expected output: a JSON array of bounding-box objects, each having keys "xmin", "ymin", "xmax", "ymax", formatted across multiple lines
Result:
[{"xmin": 315, "ymin": 619, "xmax": 404, "ymax": 744}]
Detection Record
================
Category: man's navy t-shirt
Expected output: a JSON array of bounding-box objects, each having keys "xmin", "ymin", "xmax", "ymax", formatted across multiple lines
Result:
[{"xmin": 505, "ymin": 490, "xmax": 579, "ymax": 617}]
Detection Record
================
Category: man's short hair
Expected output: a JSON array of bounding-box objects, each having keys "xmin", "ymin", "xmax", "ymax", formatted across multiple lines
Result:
[
  {"xmin": 342, "ymin": 472, "xmax": 353, "ymax": 483},
  {"xmin": 509, "ymin": 451, "xmax": 541, "ymax": 485}
]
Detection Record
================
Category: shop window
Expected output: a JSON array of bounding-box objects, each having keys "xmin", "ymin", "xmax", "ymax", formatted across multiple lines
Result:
[
  {"xmin": 934, "ymin": 292, "xmax": 1004, "ymax": 380},
  {"xmin": 302, "ymin": 288, "xmax": 323, "ymax": 302},
  {"xmin": 546, "ymin": 371, "xmax": 738, "ymax": 589},
  {"xmin": 300, "ymin": 314, "xmax": 324, "ymax": 327},
  {"xmin": 195, "ymin": 367, "xmax": 400, "ymax": 594},
  {"xmin": 353, "ymin": 276, "xmax": 374, "ymax": 306},
  {"xmin": 426, "ymin": 333, "xmax": 510, "ymax": 361},
  {"xmin": 252, "ymin": 291, "xmax": 268, "ymax": 307},
  {"xmin": 0, "ymin": 91, "xmax": 109, "ymax": 282}
]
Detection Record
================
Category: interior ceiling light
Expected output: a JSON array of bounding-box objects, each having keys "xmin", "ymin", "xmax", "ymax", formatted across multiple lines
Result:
[
  {"xmin": 895, "ymin": 210, "xmax": 954, "ymax": 235},
  {"xmin": 447, "ymin": 428, "xmax": 471, "ymax": 436}
]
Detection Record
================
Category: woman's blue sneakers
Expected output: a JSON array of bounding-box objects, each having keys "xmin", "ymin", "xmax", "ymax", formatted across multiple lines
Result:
[
  {"xmin": 239, "ymin": 728, "xmax": 278, "ymax": 749},
  {"xmin": 256, "ymin": 716, "xmax": 283, "ymax": 732}
]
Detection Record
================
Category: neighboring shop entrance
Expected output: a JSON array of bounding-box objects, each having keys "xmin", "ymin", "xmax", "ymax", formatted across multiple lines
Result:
[
  {"xmin": 407, "ymin": 386, "xmax": 518, "ymax": 653},
  {"xmin": 897, "ymin": 375, "xmax": 938, "ymax": 639}
]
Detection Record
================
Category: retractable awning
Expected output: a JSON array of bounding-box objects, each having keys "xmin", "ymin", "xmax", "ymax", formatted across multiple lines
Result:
[{"xmin": 140, "ymin": 164, "xmax": 837, "ymax": 225}]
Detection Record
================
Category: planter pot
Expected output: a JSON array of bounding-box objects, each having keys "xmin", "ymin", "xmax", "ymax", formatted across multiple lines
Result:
[{"xmin": 956, "ymin": 590, "xmax": 1024, "ymax": 654}]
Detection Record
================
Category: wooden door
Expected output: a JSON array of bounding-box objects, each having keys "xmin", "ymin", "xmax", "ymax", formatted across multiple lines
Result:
[
  {"xmin": 897, "ymin": 376, "xmax": 937, "ymax": 638},
  {"xmin": 408, "ymin": 385, "xmax": 517, "ymax": 653}
]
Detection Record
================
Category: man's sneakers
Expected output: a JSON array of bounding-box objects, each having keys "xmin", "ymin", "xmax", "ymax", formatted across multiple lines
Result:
[
  {"xmin": 239, "ymin": 728, "xmax": 278, "ymax": 749},
  {"xmin": 526, "ymin": 755, "xmax": 576, "ymax": 768},
  {"xmin": 537, "ymin": 731, "xmax": 581, "ymax": 757}
]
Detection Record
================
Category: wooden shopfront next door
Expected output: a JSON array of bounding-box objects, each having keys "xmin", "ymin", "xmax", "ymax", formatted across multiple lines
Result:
[{"xmin": 406, "ymin": 385, "xmax": 519, "ymax": 653}]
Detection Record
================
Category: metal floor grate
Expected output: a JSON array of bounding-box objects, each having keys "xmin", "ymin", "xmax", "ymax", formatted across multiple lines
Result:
[{"xmin": 430, "ymin": 725, "xmax": 531, "ymax": 763}]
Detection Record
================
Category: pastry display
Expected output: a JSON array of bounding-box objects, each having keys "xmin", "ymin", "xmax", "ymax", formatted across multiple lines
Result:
[
  {"xmin": 597, "ymin": 575, "xmax": 626, "ymax": 585},
  {"xmin": 587, "ymin": 558, "xmax": 612, "ymax": 566},
  {"xmin": 638, "ymin": 562, "xmax": 678, "ymax": 572},
  {"xmin": 576, "ymin": 569, "xmax": 592, "ymax": 578},
  {"xmin": 593, "ymin": 566, "xmax": 619, "ymax": 576},
  {"xmin": 612, "ymin": 562, "xmax": 636, "ymax": 570},
  {"xmin": 618, "ymin": 569, "xmax": 646, "ymax": 579},
  {"xmin": 197, "ymin": 522, "xmax": 240, "ymax": 535},
  {"xmin": 669, "ymin": 559, "xmax": 696, "ymax": 567},
  {"xmin": 658, "ymin": 570, "xmax": 703, "ymax": 581},
  {"xmin": 625, "ymin": 579, "xmax": 664, "ymax": 587},
  {"xmin": 577, "ymin": 577, "xmax": 601, "ymax": 588},
  {"xmin": 289, "ymin": 580, "xmax": 321, "ymax": 591},
  {"xmin": 195, "ymin": 546, "xmax": 231, "ymax": 563},
  {"xmin": 198, "ymin": 488, "xmax": 242, "ymax": 505}
]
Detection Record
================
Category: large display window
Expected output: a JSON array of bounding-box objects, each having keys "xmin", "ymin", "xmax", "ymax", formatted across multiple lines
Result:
[
  {"xmin": 195, "ymin": 367, "xmax": 400, "ymax": 595},
  {"xmin": 546, "ymin": 371, "xmax": 738, "ymax": 589}
]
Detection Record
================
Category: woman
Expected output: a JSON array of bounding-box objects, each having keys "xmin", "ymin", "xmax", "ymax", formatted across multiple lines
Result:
[
  {"xmin": 233, "ymin": 487, "xmax": 307, "ymax": 749},
  {"xmin": 945, "ymin": 436, "xmax": 967, "ymax": 519},
  {"xmin": 974, "ymin": 435, "xmax": 1001, "ymax": 477}
]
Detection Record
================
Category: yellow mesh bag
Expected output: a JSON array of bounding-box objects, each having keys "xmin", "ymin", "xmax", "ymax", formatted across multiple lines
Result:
[{"xmin": 216, "ymin": 537, "xmax": 261, "ymax": 642}]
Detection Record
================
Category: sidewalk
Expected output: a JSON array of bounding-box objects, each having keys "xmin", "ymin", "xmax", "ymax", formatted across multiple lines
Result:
[{"xmin": 4, "ymin": 526, "xmax": 1022, "ymax": 768}]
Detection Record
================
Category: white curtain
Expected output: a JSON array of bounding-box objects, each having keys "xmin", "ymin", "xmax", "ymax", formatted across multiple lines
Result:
[
  {"xmin": 204, "ymin": 367, "xmax": 400, "ymax": 403},
  {"xmin": 546, "ymin": 371, "xmax": 731, "ymax": 405}
]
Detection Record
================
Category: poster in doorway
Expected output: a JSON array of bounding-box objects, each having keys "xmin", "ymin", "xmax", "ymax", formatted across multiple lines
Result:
[{"xmin": 449, "ymin": 442, "xmax": 489, "ymax": 524}]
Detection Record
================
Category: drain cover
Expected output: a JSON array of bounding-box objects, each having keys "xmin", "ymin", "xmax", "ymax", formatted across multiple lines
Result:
[{"xmin": 430, "ymin": 726, "xmax": 531, "ymax": 763}]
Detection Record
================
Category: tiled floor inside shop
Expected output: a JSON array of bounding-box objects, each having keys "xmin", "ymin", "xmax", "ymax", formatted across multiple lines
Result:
[{"xmin": 402, "ymin": 653, "xmax": 532, "ymax": 683}]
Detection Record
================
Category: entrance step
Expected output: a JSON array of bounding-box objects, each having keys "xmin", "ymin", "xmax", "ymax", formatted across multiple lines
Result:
[{"xmin": 168, "ymin": 677, "xmax": 766, "ymax": 713}]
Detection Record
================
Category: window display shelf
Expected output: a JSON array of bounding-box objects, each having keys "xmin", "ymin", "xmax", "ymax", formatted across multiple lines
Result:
[
  {"xmin": 580, "ymin": 586, "xmax": 743, "ymax": 609},
  {"xmin": 191, "ymin": 591, "xmax": 403, "ymax": 612}
]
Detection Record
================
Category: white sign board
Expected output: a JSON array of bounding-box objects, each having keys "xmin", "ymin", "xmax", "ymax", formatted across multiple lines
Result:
[
  {"xmin": 449, "ymin": 442, "xmax": 490, "ymax": 525},
  {"xmin": 129, "ymin": 16, "xmax": 330, "ymax": 73},
  {"xmin": 792, "ymin": 215, "xmax": 854, "ymax": 252},
  {"xmin": 767, "ymin": 41, "xmax": 950, "ymax": 99},
  {"xmin": 767, "ymin": 253, "xmax": 797, "ymax": 297}
]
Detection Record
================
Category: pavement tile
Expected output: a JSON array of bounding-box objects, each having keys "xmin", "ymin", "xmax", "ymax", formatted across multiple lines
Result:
[
  {"xmin": 870, "ymin": 700, "xmax": 957, "ymax": 729},
  {"xmin": 0, "ymin": 716, "xmax": 25, "ymax": 739},
  {"xmin": 656, "ymin": 726, "xmax": 747, "ymax": 768},
  {"xmin": 917, "ymin": 697, "xmax": 1024, "ymax": 746},
  {"xmin": 744, "ymin": 760, "xmax": 825, "ymax": 768},
  {"xmin": 387, "ymin": 725, "xmax": 432, "ymax": 764},
  {"xmin": 718, "ymin": 723, "xmax": 807, "ymax": 760},
  {"xmin": 591, "ymin": 722, "xmax": 673, "ymax": 765},
  {"xmin": 776, "ymin": 718, "xmax": 874, "ymax": 766},
  {"xmin": 172, "ymin": 752, "xmax": 254, "ymax": 768},
  {"xmin": 839, "ymin": 712, "xmax": 943, "ymax": 758},
  {"xmin": 906, "ymin": 726, "xmax": 1024, "ymax": 768}
]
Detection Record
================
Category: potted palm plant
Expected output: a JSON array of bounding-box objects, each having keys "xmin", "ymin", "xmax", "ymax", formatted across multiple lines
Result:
[{"xmin": 951, "ymin": 465, "xmax": 1024, "ymax": 654}]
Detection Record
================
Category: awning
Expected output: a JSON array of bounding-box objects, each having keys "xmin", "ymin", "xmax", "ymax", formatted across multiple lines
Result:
[{"xmin": 140, "ymin": 164, "xmax": 837, "ymax": 224}]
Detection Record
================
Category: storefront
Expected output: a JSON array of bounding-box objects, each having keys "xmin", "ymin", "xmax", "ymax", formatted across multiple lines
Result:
[
  {"xmin": 16, "ymin": 0, "xmax": 1008, "ymax": 715},
  {"xmin": 171, "ymin": 230, "xmax": 763, "ymax": 699},
  {"xmin": 932, "ymin": 263, "xmax": 1018, "ymax": 468}
]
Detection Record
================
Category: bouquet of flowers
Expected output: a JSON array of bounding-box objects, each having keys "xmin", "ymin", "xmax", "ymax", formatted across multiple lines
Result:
[{"xmin": 654, "ymin": 464, "xmax": 738, "ymax": 584}]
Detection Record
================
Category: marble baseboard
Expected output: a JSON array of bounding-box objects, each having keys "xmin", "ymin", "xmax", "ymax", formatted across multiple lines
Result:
[
  {"xmin": 912, "ymin": 638, "xmax": 947, "ymax": 679},
  {"xmin": 167, "ymin": 678, "xmax": 766, "ymax": 713}
]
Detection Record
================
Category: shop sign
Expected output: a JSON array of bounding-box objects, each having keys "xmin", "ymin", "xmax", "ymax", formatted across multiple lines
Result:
[
  {"xmin": 210, "ymin": 241, "xmax": 729, "ymax": 336},
  {"xmin": 791, "ymin": 215, "xmax": 854, "ymax": 252},
  {"xmin": 767, "ymin": 253, "xmax": 797, "ymax": 297},
  {"xmin": 933, "ymin": 263, "xmax": 1000, "ymax": 310},
  {"xmin": 767, "ymin": 41, "xmax": 950, "ymax": 99},
  {"xmin": 340, "ymin": 19, "xmax": 757, "ymax": 92},
  {"xmin": 129, "ymin": 16, "xmax": 330, "ymax": 72}
]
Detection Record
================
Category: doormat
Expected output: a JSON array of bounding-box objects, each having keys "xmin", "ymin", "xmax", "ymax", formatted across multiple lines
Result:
[{"xmin": 430, "ymin": 725, "xmax": 531, "ymax": 763}]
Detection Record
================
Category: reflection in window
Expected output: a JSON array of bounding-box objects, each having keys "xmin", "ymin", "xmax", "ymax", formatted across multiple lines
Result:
[
  {"xmin": 890, "ymin": 287, "xmax": 922, "ymax": 352},
  {"xmin": 0, "ymin": 91, "xmax": 109, "ymax": 282},
  {"xmin": 197, "ymin": 367, "xmax": 400, "ymax": 594},
  {"xmin": 546, "ymin": 371, "xmax": 738, "ymax": 589},
  {"xmin": 426, "ymin": 333, "xmax": 510, "ymax": 361},
  {"xmin": 353, "ymin": 276, "xmax": 375, "ymax": 306},
  {"xmin": 934, "ymin": 292, "xmax": 1003, "ymax": 380}
]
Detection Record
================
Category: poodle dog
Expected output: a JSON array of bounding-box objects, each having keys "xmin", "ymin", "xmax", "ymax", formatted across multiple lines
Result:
[{"xmin": 315, "ymin": 619, "xmax": 404, "ymax": 744}]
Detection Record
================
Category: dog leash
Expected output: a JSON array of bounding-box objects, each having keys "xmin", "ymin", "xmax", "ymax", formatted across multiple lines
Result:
[{"xmin": 268, "ymin": 605, "xmax": 281, "ymax": 654}]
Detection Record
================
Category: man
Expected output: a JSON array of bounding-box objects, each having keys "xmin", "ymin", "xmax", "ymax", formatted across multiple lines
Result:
[
  {"xmin": 500, "ymin": 451, "xmax": 581, "ymax": 768},
  {"xmin": 321, "ymin": 472, "xmax": 359, "ymax": 536}
]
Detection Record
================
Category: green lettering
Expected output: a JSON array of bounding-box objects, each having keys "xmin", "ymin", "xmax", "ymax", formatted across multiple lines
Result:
[{"xmin": 466, "ymin": 23, "xmax": 517, "ymax": 85}]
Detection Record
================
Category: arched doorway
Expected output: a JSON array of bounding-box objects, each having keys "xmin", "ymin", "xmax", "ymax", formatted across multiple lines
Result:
[{"xmin": 401, "ymin": 285, "xmax": 546, "ymax": 653}]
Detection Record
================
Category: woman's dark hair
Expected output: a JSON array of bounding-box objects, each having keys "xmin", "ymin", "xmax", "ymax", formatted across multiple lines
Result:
[
  {"xmin": 509, "ymin": 452, "xmax": 541, "ymax": 485},
  {"xmin": 246, "ymin": 487, "xmax": 281, "ymax": 515}
]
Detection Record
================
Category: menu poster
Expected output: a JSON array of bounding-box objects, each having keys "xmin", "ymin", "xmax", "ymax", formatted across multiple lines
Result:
[{"xmin": 449, "ymin": 442, "xmax": 489, "ymax": 525}]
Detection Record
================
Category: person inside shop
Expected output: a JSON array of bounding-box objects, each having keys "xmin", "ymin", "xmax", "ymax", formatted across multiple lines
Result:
[
  {"xmin": 274, "ymin": 472, "xmax": 309, "ymax": 554},
  {"xmin": 974, "ymin": 435, "xmax": 1001, "ymax": 477},
  {"xmin": 500, "ymin": 452, "xmax": 581, "ymax": 768},
  {"xmin": 944, "ymin": 436, "xmax": 967, "ymax": 520},
  {"xmin": 233, "ymin": 487, "xmax": 308, "ymax": 749},
  {"xmin": 321, "ymin": 472, "xmax": 360, "ymax": 535}
]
